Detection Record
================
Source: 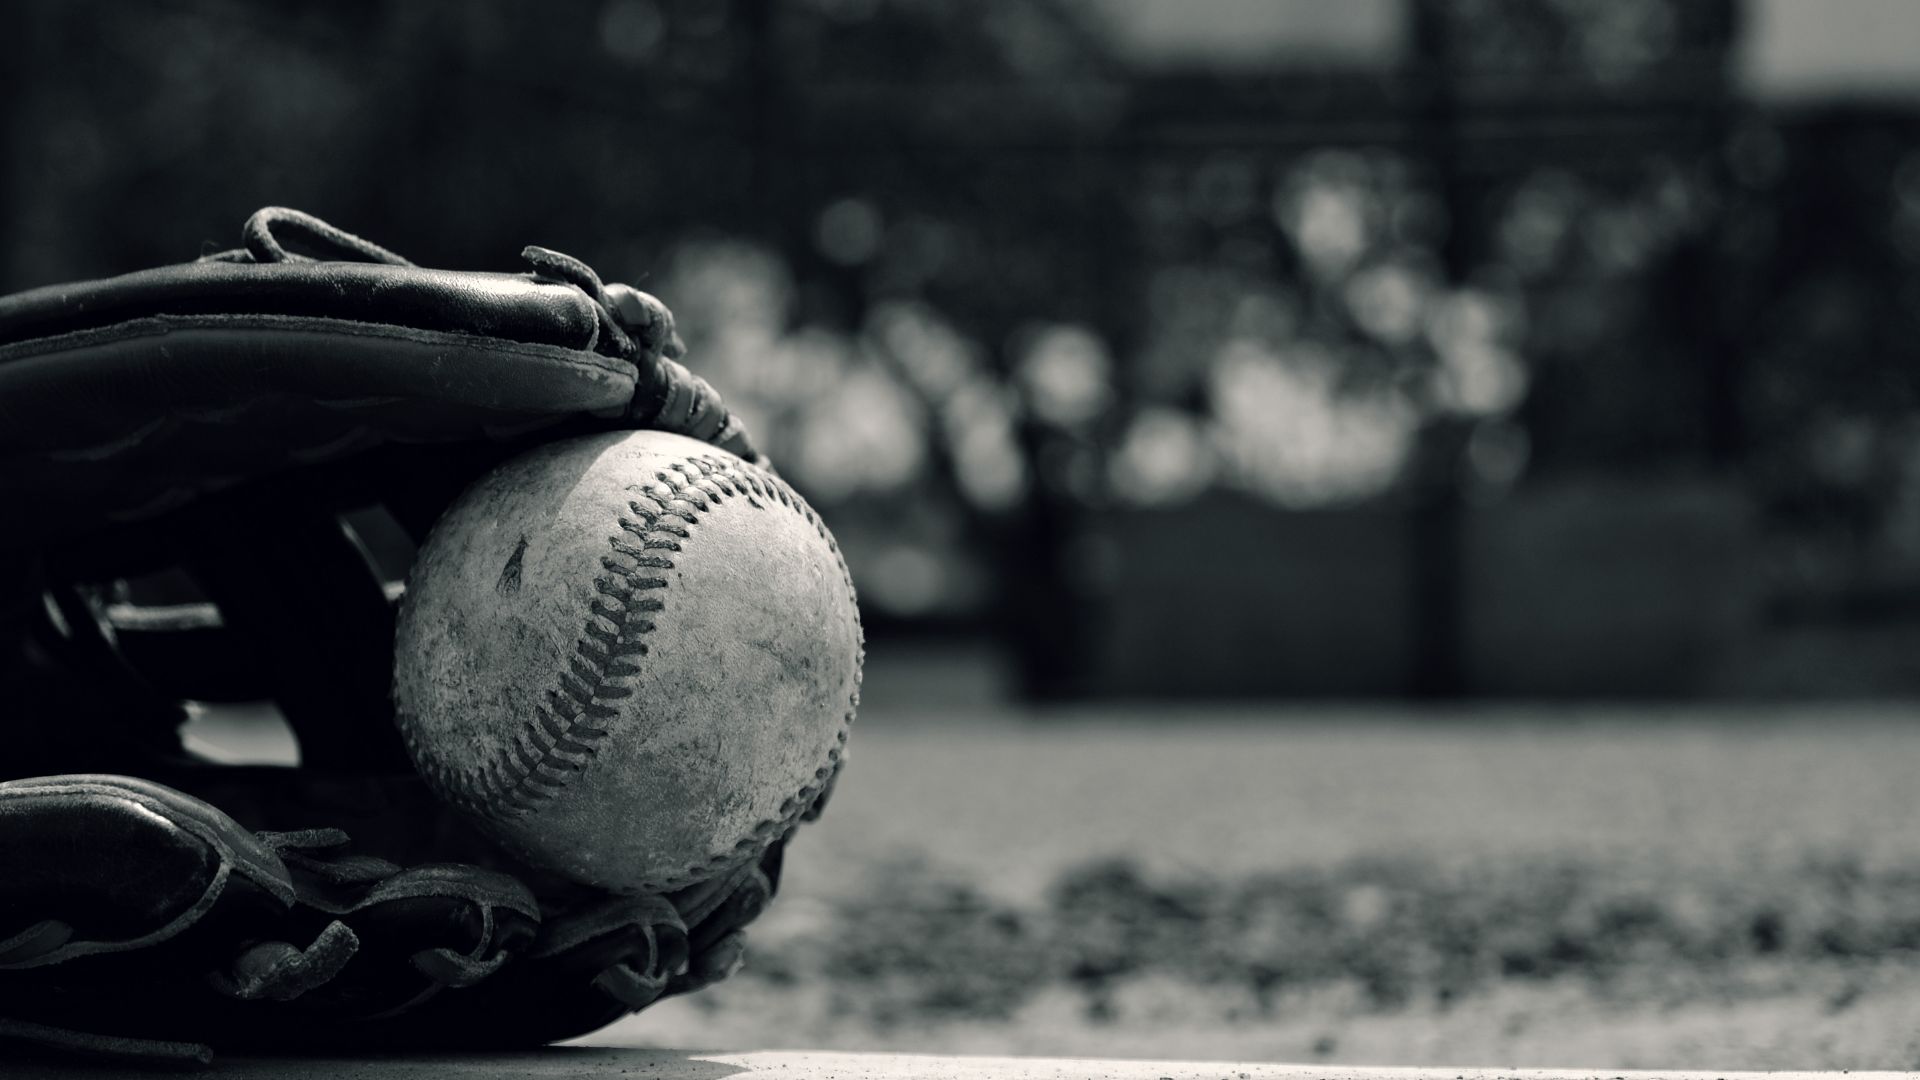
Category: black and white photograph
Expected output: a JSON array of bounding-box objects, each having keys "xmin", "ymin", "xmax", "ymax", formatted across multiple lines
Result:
[{"xmin": 2, "ymin": 1, "xmax": 1918, "ymax": 1077}]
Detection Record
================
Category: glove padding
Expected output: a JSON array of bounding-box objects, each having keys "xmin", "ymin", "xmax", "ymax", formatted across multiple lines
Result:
[
  {"xmin": 0, "ymin": 209, "xmax": 818, "ymax": 1066},
  {"xmin": 0, "ymin": 206, "xmax": 758, "ymax": 550}
]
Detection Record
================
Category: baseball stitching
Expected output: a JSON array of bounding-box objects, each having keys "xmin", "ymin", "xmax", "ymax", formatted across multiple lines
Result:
[{"xmin": 407, "ymin": 451, "xmax": 862, "ymax": 891}]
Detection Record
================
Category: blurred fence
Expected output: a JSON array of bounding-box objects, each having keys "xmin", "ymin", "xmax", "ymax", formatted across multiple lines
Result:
[
  {"xmin": 1071, "ymin": 480, "xmax": 1753, "ymax": 698},
  {"xmin": 6, "ymin": 0, "xmax": 1920, "ymax": 698}
]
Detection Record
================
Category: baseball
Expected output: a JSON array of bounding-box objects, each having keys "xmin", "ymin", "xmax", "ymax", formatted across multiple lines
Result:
[{"xmin": 393, "ymin": 429, "xmax": 862, "ymax": 893}]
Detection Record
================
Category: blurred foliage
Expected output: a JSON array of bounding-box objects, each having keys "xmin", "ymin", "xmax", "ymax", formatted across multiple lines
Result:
[{"xmin": 4, "ymin": 0, "xmax": 1917, "ymax": 666}]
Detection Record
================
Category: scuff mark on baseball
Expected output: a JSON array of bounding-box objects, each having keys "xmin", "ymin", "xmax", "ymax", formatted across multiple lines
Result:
[{"xmin": 393, "ymin": 430, "xmax": 863, "ymax": 894}]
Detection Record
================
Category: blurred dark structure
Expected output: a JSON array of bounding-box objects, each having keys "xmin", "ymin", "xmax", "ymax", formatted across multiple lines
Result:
[{"xmin": 6, "ymin": 0, "xmax": 1919, "ymax": 699}]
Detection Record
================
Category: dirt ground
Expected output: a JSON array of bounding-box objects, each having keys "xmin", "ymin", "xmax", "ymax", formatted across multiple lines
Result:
[{"xmin": 583, "ymin": 703, "xmax": 1920, "ymax": 1071}]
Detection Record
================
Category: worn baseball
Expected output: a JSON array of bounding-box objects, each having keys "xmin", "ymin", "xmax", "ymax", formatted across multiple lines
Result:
[{"xmin": 393, "ymin": 429, "xmax": 862, "ymax": 894}]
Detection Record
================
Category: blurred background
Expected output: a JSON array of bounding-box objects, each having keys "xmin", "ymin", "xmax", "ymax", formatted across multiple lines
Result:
[{"xmin": 9, "ymin": 0, "xmax": 1920, "ymax": 1070}]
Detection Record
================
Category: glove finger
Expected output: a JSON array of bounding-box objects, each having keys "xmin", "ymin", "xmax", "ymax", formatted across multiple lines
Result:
[
  {"xmin": 0, "ymin": 206, "xmax": 639, "ymax": 550},
  {"xmin": 366, "ymin": 892, "xmax": 687, "ymax": 1048},
  {"xmin": 529, "ymin": 892, "xmax": 686, "ymax": 983},
  {"xmin": 667, "ymin": 929, "xmax": 746, "ymax": 998},
  {"xmin": 532, "ymin": 892, "xmax": 691, "ymax": 1010},
  {"xmin": 351, "ymin": 865, "xmax": 542, "ymax": 990},
  {"xmin": 684, "ymin": 865, "xmax": 773, "ymax": 958},
  {"xmin": 0, "ymin": 774, "xmax": 293, "ymax": 968},
  {"xmin": 0, "ymin": 775, "xmax": 302, "ymax": 1068},
  {"xmin": 589, "ymin": 953, "xmax": 672, "ymax": 1011},
  {"xmin": 252, "ymin": 843, "xmax": 541, "ymax": 1018}
]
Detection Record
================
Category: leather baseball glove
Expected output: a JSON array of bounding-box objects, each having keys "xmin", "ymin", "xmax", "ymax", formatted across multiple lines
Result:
[{"xmin": 0, "ymin": 208, "xmax": 827, "ymax": 1066}]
